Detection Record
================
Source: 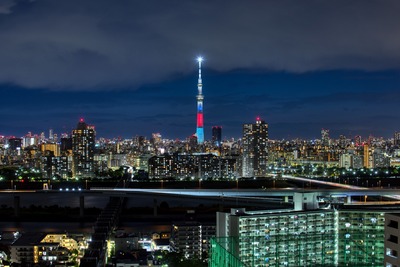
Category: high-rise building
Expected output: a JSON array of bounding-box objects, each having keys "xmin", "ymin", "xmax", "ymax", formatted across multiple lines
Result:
[
  {"xmin": 354, "ymin": 135, "xmax": 362, "ymax": 146},
  {"xmin": 242, "ymin": 117, "xmax": 268, "ymax": 177},
  {"xmin": 339, "ymin": 153, "xmax": 352, "ymax": 169},
  {"xmin": 195, "ymin": 57, "xmax": 204, "ymax": 144},
  {"xmin": 72, "ymin": 118, "xmax": 95, "ymax": 178},
  {"xmin": 363, "ymin": 144, "xmax": 371, "ymax": 168},
  {"xmin": 373, "ymin": 149, "xmax": 390, "ymax": 168},
  {"xmin": 339, "ymin": 134, "xmax": 347, "ymax": 148},
  {"xmin": 49, "ymin": 128, "xmax": 54, "ymax": 141},
  {"xmin": 60, "ymin": 137, "xmax": 72, "ymax": 153},
  {"xmin": 321, "ymin": 128, "xmax": 330, "ymax": 146},
  {"xmin": 212, "ymin": 126, "xmax": 222, "ymax": 147},
  {"xmin": 41, "ymin": 143, "xmax": 60, "ymax": 157},
  {"xmin": 394, "ymin": 132, "xmax": 400, "ymax": 146},
  {"xmin": 7, "ymin": 138, "xmax": 22, "ymax": 150},
  {"xmin": 213, "ymin": 205, "xmax": 338, "ymax": 266}
]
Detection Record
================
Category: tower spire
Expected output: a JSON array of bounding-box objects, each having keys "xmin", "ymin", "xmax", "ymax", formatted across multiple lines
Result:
[{"xmin": 196, "ymin": 56, "xmax": 204, "ymax": 144}]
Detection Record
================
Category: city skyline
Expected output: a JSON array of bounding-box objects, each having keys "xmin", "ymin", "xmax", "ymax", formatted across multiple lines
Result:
[{"xmin": 1, "ymin": 1, "xmax": 400, "ymax": 140}]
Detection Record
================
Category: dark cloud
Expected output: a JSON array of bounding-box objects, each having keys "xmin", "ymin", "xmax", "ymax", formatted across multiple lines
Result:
[
  {"xmin": 0, "ymin": 0, "xmax": 17, "ymax": 14},
  {"xmin": 0, "ymin": 0, "xmax": 400, "ymax": 90}
]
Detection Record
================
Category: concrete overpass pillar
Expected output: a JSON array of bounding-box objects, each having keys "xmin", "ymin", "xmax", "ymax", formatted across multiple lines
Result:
[
  {"xmin": 80, "ymin": 195, "xmax": 85, "ymax": 218},
  {"xmin": 346, "ymin": 195, "xmax": 352, "ymax": 204},
  {"xmin": 14, "ymin": 195, "xmax": 20, "ymax": 218},
  {"xmin": 283, "ymin": 196, "xmax": 289, "ymax": 203},
  {"xmin": 153, "ymin": 199, "xmax": 157, "ymax": 217}
]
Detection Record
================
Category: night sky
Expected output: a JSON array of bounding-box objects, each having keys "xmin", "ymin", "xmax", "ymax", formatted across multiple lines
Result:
[{"xmin": 1, "ymin": 0, "xmax": 400, "ymax": 140}]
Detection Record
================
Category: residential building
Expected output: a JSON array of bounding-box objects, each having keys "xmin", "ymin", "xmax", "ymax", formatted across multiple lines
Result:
[
  {"xmin": 242, "ymin": 117, "xmax": 268, "ymax": 177},
  {"xmin": 10, "ymin": 233, "xmax": 78, "ymax": 266},
  {"xmin": 211, "ymin": 195, "xmax": 387, "ymax": 267},
  {"xmin": 385, "ymin": 213, "xmax": 400, "ymax": 267},
  {"xmin": 170, "ymin": 220, "xmax": 215, "ymax": 260},
  {"xmin": 72, "ymin": 118, "xmax": 95, "ymax": 178}
]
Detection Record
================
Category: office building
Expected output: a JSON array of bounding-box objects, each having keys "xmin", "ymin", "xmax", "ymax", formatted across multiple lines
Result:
[
  {"xmin": 242, "ymin": 117, "xmax": 268, "ymax": 177},
  {"xmin": 72, "ymin": 118, "xmax": 95, "ymax": 178}
]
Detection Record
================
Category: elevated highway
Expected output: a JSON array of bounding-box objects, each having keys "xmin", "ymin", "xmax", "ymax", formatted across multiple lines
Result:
[{"xmin": 2, "ymin": 174, "xmax": 400, "ymax": 217}]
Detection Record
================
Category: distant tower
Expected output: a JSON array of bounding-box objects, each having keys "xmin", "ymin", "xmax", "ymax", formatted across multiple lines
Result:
[
  {"xmin": 212, "ymin": 126, "xmax": 222, "ymax": 147},
  {"xmin": 354, "ymin": 135, "xmax": 362, "ymax": 146},
  {"xmin": 242, "ymin": 117, "xmax": 269, "ymax": 177},
  {"xmin": 195, "ymin": 57, "xmax": 204, "ymax": 144},
  {"xmin": 49, "ymin": 128, "xmax": 53, "ymax": 140},
  {"xmin": 363, "ymin": 144, "xmax": 371, "ymax": 168},
  {"xmin": 72, "ymin": 118, "xmax": 96, "ymax": 178}
]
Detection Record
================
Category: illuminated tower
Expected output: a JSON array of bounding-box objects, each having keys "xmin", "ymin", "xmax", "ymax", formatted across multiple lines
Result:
[{"xmin": 196, "ymin": 57, "xmax": 204, "ymax": 144}]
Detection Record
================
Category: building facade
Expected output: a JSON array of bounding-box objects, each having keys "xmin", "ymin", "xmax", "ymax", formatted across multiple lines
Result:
[
  {"xmin": 212, "ymin": 203, "xmax": 387, "ymax": 266},
  {"xmin": 212, "ymin": 126, "xmax": 222, "ymax": 147},
  {"xmin": 10, "ymin": 233, "xmax": 78, "ymax": 266},
  {"xmin": 72, "ymin": 119, "xmax": 95, "ymax": 178},
  {"xmin": 170, "ymin": 221, "xmax": 215, "ymax": 260},
  {"xmin": 242, "ymin": 117, "xmax": 268, "ymax": 177},
  {"xmin": 384, "ymin": 213, "xmax": 400, "ymax": 267}
]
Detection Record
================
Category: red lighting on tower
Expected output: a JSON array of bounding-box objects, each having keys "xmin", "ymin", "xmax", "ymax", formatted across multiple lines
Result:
[{"xmin": 195, "ymin": 56, "xmax": 205, "ymax": 144}]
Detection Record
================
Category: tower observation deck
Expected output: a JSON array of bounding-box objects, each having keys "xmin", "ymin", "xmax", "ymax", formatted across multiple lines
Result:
[{"xmin": 196, "ymin": 57, "xmax": 204, "ymax": 144}]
